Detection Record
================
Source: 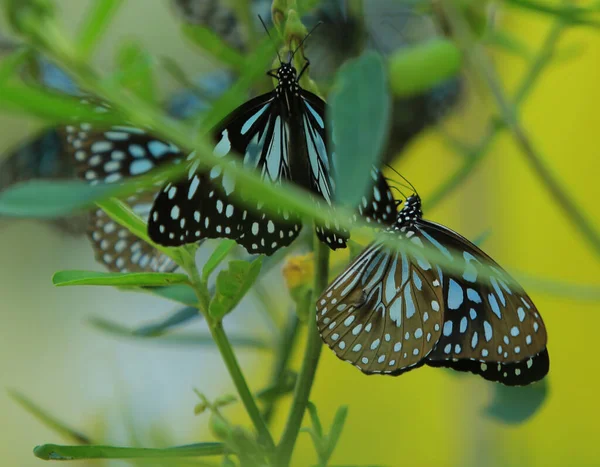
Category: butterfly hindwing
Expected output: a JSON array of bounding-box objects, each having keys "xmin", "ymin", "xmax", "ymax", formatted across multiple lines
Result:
[
  {"xmin": 317, "ymin": 231, "xmax": 445, "ymax": 375},
  {"xmin": 63, "ymin": 118, "xmax": 180, "ymax": 273},
  {"xmin": 418, "ymin": 220, "xmax": 548, "ymax": 384}
]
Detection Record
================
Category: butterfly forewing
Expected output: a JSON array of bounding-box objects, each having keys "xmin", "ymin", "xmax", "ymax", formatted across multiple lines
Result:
[
  {"xmin": 419, "ymin": 220, "xmax": 548, "ymax": 384},
  {"xmin": 63, "ymin": 116, "xmax": 180, "ymax": 273},
  {"xmin": 317, "ymin": 231, "xmax": 445, "ymax": 375},
  {"xmin": 147, "ymin": 93, "xmax": 304, "ymax": 254}
]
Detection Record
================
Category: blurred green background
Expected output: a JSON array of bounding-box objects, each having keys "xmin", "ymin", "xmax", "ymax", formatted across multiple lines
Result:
[{"xmin": 0, "ymin": 1, "xmax": 599, "ymax": 466}]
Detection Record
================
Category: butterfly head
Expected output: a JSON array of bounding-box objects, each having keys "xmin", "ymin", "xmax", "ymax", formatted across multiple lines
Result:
[{"xmin": 274, "ymin": 62, "xmax": 300, "ymax": 98}]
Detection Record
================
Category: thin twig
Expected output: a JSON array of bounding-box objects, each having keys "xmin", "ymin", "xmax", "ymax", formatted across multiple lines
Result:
[
  {"xmin": 276, "ymin": 235, "xmax": 330, "ymax": 467},
  {"xmin": 438, "ymin": 3, "xmax": 600, "ymax": 258}
]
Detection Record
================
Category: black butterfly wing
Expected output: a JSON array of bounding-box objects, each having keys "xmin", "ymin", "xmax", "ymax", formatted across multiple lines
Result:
[
  {"xmin": 317, "ymin": 229, "xmax": 445, "ymax": 375},
  {"xmin": 64, "ymin": 122, "xmax": 180, "ymax": 273},
  {"xmin": 300, "ymin": 91, "xmax": 397, "ymax": 248},
  {"xmin": 148, "ymin": 93, "xmax": 303, "ymax": 255},
  {"xmin": 417, "ymin": 220, "xmax": 549, "ymax": 385}
]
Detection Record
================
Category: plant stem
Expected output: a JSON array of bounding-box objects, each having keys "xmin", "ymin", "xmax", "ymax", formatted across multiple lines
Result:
[
  {"xmin": 441, "ymin": 2, "xmax": 600, "ymax": 258},
  {"xmin": 262, "ymin": 313, "xmax": 301, "ymax": 424},
  {"xmin": 276, "ymin": 236, "xmax": 330, "ymax": 466},
  {"xmin": 185, "ymin": 259, "xmax": 276, "ymax": 453},
  {"xmin": 428, "ymin": 19, "xmax": 565, "ymax": 211}
]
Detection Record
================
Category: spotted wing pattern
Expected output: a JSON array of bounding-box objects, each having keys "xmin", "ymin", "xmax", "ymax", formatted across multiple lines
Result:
[
  {"xmin": 63, "ymin": 116, "xmax": 180, "ymax": 273},
  {"xmin": 317, "ymin": 230, "xmax": 445, "ymax": 375},
  {"xmin": 147, "ymin": 94, "xmax": 304, "ymax": 255},
  {"xmin": 417, "ymin": 220, "xmax": 549, "ymax": 385},
  {"xmin": 318, "ymin": 193, "xmax": 549, "ymax": 386}
]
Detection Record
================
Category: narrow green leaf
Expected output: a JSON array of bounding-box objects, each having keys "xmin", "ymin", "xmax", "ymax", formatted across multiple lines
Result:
[
  {"xmin": 90, "ymin": 317, "xmax": 271, "ymax": 349},
  {"xmin": 132, "ymin": 306, "xmax": 200, "ymax": 336},
  {"xmin": 0, "ymin": 181, "xmax": 114, "ymax": 218},
  {"xmin": 0, "ymin": 47, "xmax": 35, "ymax": 83},
  {"xmin": 325, "ymin": 406, "xmax": 349, "ymax": 461},
  {"xmin": 485, "ymin": 30, "xmax": 533, "ymax": 60},
  {"xmin": 306, "ymin": 401, "xmax": 323, "ymax": 439},
  {"xmin": 208, "ymin": 258, "xmax": 263, "ymax": 320},
  {"xmin": 113, "ymin": 41, "xmax": 156, "ymax": 103},
  {"xmin": 330, "ymin": 52, "xmax": 390, "ymax": 207},
  {"xmin": 202, "ymin": 240, "xmax": 237, "ymax": 282},
  {"xmin": 52, "ymin": 270, "xmax": 189, "ymax": 287},
  {"xmin": 8, "ymin": 390, "xmax": 91, "ymax": 445},
  {"xmin": 76, "ymin": 0, "xmax": 123, "ymax": 57},
  {"xmin": 0, "ymin": 84, "xmax": 120, "ymax": 122},
  {"xmin": 389, "ymin": 39, "xmax": 462, "ymax": 97},
  {"xmin": 256, "ymin": 371, "xmax": 297, "ymax": 402},
  {"xmin": 181, "ymin": 24, "xmax": 244, "ymax": 71},
  {"xmin": 33, "ymin": 442, "xmax": 225, "ymax": 460}
]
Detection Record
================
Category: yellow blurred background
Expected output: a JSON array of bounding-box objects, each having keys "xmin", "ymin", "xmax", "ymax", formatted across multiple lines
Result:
[{"xmin": 0, "ymin": 1, "xmax": 598, "ymax": 466}]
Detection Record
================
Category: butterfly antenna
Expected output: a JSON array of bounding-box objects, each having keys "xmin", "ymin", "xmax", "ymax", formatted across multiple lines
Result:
[
  {"xmin": 385, "ymin": 164, "xmax": 418, "ymax": 197},
  {"xmin": 290, "ymin": 21, "xmax": 323, "ymax": 61},
  {"xmin": 258, "ymin": 15, "xmax": 283, "ymax": 64}
]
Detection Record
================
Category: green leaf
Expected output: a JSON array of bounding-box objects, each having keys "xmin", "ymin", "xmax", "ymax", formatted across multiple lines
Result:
[
  {"xmin": 113, "ymin": 41, "xmax": 156, "ymax": 103},
  {"xmin": 8, "ymin": 390, "xmax": 91, "ymax": 445},
  {"xmin": 306, "ymin": 401, "xmax": 323, "ymax": 439},
  {"xmin": 76, "ymin": 0, "xmax": 123, "ymax": 57},
  {"xmin": 389, "ymin": 39, "xmax": 462, "ymax": 97},
  {"xmin": 329, "ymin": 52, "xmax": 390, "ymax": 207},
  {"xmin": 209, "ymin": 258, "xmax": 263, "ymax": 321},
  {"xmin": 202, "ymin": 240, "xmax": 237, "ymax": 282},
  {"xmin": 132, "ymin": 306, "xmax": 200, "ymax": 336},
  {"xmin": 33, "ymin": 442, "xmax": 225, "ymax": 460},
  {"xmin": 484, "ymin": 379, "xmax": 549, "ymax": 424},
  {"xmin": 90, "ymin": 317, "xmax": 271, "ymax": 349},
  {"xmin": 324, "ymin": 406, "xmax": 349, "ymax": 461},
  {"xmin": 52, "ymin": 270, "xmax": 189, "ymax": 287},
  {"xmin": 181, "ymin": 24, "xmax": 244, "ymax": 71},
  {"xmin": 0, "ymin": 181, "xmax": 114, "ymax": 218},
  {"xmin": 143, "ymin": 284, "xmax": 198, "ymax": 306}
]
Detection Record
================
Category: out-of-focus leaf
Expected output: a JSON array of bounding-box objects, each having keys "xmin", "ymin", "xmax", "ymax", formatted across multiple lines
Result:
[
  {"xmin": 52, "ymin": 270, "xmax": 189, "ymax": 287},
  {"xmin": 256, "ymin": 371, "xmax": 297, "ymax": 402},
  {"xmin": 325, "ymin": 406, "xmax": 349, "ymax": 462},
  {"xmin": 90, "ymin": 317, "xmax": 271, "ymax": 349},
  {"xmin": 145, "ymin": 284, "xmax": 198, "ymax": 306},
  {"xmin": 0, "ymin": 180, "xmax": 114, "ymax": 218},
  {"xmin": 484, "ymin": 378, "xmax": 549, "ymax": 424},
  {"xmin": 209, "ymin": 258, "xmax": 263, "ymax": 320},
  {"xmin": 485, "ymin": 30, "xmax": 533, "ymax": 60},
  {"xmin": 306, "ymin": 401, "xmax": 324, "ymax": 439},
  {"xmin": 8, "ymin": 390, "xmax": 91, "ymax": 445},
  {"xmin": 133, "ymin": 306, "xmax": 200, "ymax": 336},
  {"xmin": 76, "ymin": 0, "xmax": 123, "ymax": 56},
  {"xmin": 389, "ymin": 39, "xmax": 462, "ymax": 97},
  {"xmin": 33, "ymin": 442, "xmax": 225, "ymax": 460},
  {"xmin": 330, "ymin": 52, "xmax": 390, "ymax": 207},
  {"xmin": 202, "ymin": 240, "xmax": 237, "ymax": 282},
  {"xmin": 113, "ymin": 41, "xmax": 156, "ymax": 103},
  {"xmin": 181, "ymin": 24, "xmax": 244, "ymax": 71}
]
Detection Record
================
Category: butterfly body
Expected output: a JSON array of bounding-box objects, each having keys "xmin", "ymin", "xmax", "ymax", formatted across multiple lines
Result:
[{"xmin": 318, "ymin": 193, "xmax": 549, "ymax": 386}]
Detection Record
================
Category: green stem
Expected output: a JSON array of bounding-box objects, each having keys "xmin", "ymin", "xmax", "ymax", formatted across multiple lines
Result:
[
  {"xmin": 428, "ymin": 19, "xmax": 565, "ymax": 211},
  {"xmin": 441, "ymin": 2, "xmax": 600, "ymax": 258},
  {"xmin": 276, "ymin": 236, "xmax": 330, "ymax": 466},
  {"xmin": 262, "ymin": 313, "xmax": 301, "ymax": 424},
  {"xmin": 184, "ymin": 260, "xmax": 275, "ymax": 453}
]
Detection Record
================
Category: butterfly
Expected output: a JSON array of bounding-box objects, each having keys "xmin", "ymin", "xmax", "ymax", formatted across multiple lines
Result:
[
  {"xmin": 316, "ymin": 186, "xmax": 549, "ymax": 386},
  {"xmin": 147, "ymin": 40, "xmax": 397, "ymax": 255},
  {"xmin": 61, "ymin": 97, "xmax": 182, "ymax": 273}
]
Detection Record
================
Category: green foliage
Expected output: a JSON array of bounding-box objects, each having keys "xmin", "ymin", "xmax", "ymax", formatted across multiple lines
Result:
[
  {"xmin": 209, "ymin": 258, "xmax": 263, "ymax": 321},
  {"xmin": 202, "ymin": 240, "xmax": 237, "ymax": 282},
  {"xmin": 181, "ymin": 24, "xmax": 245, "ymax": 71},
  {"xmin": 330, "ymin": 52, "xmax": 390, "ymax": 207},
  {"xmin": 388, "ymin": 39, "xmax": 462, "ymax": 97},
  {"xmin": 302, "ymin": 402, "xmax": 349, "ymax": 467},
  {"xmin": 33, "ymin": 442, "xmax": 226, "ymax": 460},
  {"xmin": 52, "ymin": 270, "xmax": 190, "ymax": 287}
]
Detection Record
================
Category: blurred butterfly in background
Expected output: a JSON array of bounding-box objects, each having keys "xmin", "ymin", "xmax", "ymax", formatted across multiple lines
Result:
[{"xmin": 316, "ymin": 177, "xmax": 549, "ymax": 386}]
